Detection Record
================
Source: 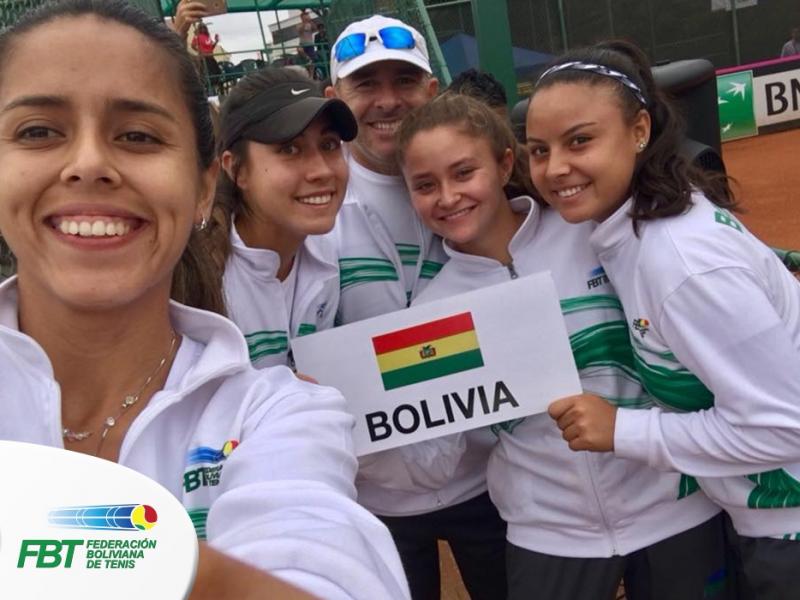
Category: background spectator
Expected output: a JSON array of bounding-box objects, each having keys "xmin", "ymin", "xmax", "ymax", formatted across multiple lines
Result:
[
  {"xmin": 446, "ymin": 68, "xmax": 508, "ymax": 119},
  {"xmin": 191, "ymin": 22, "xmax": 222, "ymax": 93},
  {"xmin": 297, "ymin": 9, "xmax": 319, "ymax": 66},
  {"xmin": 315, "ymin": 21, "xmax": 330, "ymax": 79},
  {"xmin": 169, "ymin": 0, "xmax": 209, "ymax": 41},
  {"xmin": 781, "ymin": 27, "xmax": 800, "ymax": 57}
]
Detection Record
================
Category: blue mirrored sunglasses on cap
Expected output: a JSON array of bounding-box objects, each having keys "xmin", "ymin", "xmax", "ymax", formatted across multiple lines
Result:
[{"xmin": 334, "ymin": 26, "xmax": 416, "ymax": 63}]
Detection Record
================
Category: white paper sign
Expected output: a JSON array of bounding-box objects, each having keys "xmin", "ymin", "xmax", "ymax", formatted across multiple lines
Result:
[
  {"xmin": 0, "ymin": 441, "xmax": 198, "ymax": 599},
  {"xmin": 292, "ymin": 272, "xmax": 581, "ymax": 455}
]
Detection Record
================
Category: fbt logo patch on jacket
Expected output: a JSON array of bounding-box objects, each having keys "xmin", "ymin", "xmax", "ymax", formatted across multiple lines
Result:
[
  {"xmin": 183, "ymin": 440, "xmax": 238, "ymax": 493},
  {"xmin": 586, "ymin": 266, "xmax": 610, "ymax": 290}
]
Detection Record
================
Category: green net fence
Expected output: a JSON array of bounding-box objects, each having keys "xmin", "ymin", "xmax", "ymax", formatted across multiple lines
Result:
[
  {"xmin": 160, "ymin": 0, "xmax": 329, "ymax": 15},
  {"xmin": 0, "ymin": 0, "xmax": 47, "ymax": 29},
  {"xmin": 128, "ymin": 0, "xmax": 164, "ymax": 18}
]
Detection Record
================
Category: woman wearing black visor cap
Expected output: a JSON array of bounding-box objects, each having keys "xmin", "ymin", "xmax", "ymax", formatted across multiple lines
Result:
[{"xmin": 215, "ymin": 68, "xmax": 356, "ymax": 369}]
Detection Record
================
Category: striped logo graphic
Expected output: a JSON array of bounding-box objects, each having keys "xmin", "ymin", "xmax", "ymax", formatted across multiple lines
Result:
[
  {"xmin": 186, "ymin": 440, "xmax": 239, "ymax": 466},
  {"xmin": 187, "ymin": 508, "xmax": 209, "ymax": 540},
  {"xmin": 339, "ymin": 257, "xmax": 398, "ymax": 290},
  {"xmin": 48, "ymin": 504, "xmax": 158, "ymax": 531},
  {"xmin": 588, "ymin": 266, "xmax": 605, "ymax": 278},
  {"xmin": 372, "ymin": 312, "xmax": 484, "ymax": 391},
  {"xmin": 244, "ymin": 330, "xmax": 288, "ymax": 362}
]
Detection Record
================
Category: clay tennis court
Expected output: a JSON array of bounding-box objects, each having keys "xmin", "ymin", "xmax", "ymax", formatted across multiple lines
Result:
[
  {"xmin": 438, "ymin": 127, "xmax": 800, "ymax": 600},
  {"xmin": 722, "ymin": 128, "xmax": 800, "ymax": 251}
]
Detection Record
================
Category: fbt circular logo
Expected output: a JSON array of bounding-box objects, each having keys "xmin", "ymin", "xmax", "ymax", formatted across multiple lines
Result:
[
  {"xmin": 48, "ymin": 504, "xmax": 158, "ymax": 532},
  {"xmin": 0, "ymin": 441, "xmax": 197, "ymax": 599}
]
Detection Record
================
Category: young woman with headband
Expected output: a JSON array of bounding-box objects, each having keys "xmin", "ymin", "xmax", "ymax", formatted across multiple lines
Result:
[{"xmin": 529, "ymin": 40, "xmax": 800, "ymax": 598}]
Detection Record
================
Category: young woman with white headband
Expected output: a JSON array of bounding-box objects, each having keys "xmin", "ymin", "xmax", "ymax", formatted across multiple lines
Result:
[{"xmin": 533, "ymin": 40, "xmax": 800, "ymax": 599}]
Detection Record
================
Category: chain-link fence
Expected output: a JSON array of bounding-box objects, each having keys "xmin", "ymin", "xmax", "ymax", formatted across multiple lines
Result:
[
  {"xmin": 128, "ymin": 0, "xmax": 164, "ymax": 18},
  {"xmin": 426, "ymin": 0, "xmax": 800, "ymax": 77},
  {"xmin": 0, "ymin": 0, "xmax": 47, "ymax": 29}
]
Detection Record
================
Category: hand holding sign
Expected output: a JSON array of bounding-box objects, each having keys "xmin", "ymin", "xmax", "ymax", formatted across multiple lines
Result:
[{"xmin": 549, "ymin": 393, "xmax": 618, "ymax": 452}]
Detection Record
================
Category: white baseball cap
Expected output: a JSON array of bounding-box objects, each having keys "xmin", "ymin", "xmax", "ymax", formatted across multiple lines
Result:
[{"xmin": 330, "ymin": 15, "xmax": 432, "ymax": 84}]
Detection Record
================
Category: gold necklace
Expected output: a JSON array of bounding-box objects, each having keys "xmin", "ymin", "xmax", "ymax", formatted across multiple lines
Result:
[{"xmin": 62, "ymin": 331, "xmax": 179, "ymax": 444}]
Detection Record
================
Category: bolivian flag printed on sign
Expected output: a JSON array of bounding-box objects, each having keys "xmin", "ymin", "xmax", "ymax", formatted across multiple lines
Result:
[{"xmin": 372, "ymin": 312, "xmax": 484, "ymax": 391}]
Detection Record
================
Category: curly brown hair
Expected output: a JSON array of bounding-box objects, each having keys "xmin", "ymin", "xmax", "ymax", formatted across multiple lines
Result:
[{"xmin": 396, "ymin": 92, "xmax": 536, "ymax": 199}]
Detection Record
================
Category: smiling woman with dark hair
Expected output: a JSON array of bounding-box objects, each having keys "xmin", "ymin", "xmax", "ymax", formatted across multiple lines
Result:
[
  {"xmin": 214, "ymin": 67, "xmax": 356, "ymax": 369},
  {"xmin": 0, "ymin": 1, "xmax": 408, "ymax": 598}
]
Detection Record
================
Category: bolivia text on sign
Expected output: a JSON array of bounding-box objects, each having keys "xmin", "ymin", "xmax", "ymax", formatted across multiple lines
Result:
[{"xmin": 291, "ymin": 272, "xmax": 582, "ymax": 455}]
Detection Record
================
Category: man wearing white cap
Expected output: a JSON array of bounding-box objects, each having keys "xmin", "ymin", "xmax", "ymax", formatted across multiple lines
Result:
[{"xmin": 325, "ymin": 15, "xmax": 507, "ymax": 600}]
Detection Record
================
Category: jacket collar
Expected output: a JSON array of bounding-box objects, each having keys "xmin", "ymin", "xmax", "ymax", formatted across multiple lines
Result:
[
  {"xmin": 230, "ymin": 222, "xmax": 281, "ymax": 276},
  {"xmin": 441, "ymin": 195, "xmax": 542, "ymax": 270},
  {"xmin": 230, "ymin": 221, "xmax": 339, "ymax": 278},
  {"xmin": 589, "ymin": 196, "xmax": 635, "ymax": 258},
  {"xmin": 0, "ymin": 276, "xmax": 251, "ymax": 395}
]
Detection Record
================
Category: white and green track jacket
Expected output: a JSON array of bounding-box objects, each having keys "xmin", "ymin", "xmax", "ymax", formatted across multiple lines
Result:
[
  {"xmin": 0, "ymin": 277, "xmax": 410, "ymax": 600},
  {"xmin": 330, "ymin": 158, "xmax": 451, "ymax": 515},
  {"xmin": 223, "ymin": 224, "xmax": 339, "ymax": 368},
  {"xmin": 414, "ymin": 196, "xmax": 719, "ymax": 557},
  {"xmin": 331, "ymin": 160, "xmax": 448, "ymax": 327},
  {"xmin": 592, "ymin": 193, "xmax": 800, "ymax": 539}
]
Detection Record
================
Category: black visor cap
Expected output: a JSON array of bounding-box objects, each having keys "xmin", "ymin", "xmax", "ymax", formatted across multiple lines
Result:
[{"xmin": 241, "ymin": 97, "xmax": 357, "ymax": 145}]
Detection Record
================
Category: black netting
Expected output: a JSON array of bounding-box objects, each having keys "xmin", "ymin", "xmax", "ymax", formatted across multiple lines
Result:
[{"xmin": 0, "ymin": 0, "xmax": 48, "ymax": 29}]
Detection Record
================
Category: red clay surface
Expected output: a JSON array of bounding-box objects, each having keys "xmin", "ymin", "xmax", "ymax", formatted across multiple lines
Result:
[{"xmin": 722, "ymin": 128, "xmax": 800, "ymax": 251}]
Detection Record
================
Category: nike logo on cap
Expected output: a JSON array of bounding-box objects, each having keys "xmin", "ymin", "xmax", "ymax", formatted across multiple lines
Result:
[{"xmin": 291, "ymin": 88, "xmax": 310, "ymax": 95}]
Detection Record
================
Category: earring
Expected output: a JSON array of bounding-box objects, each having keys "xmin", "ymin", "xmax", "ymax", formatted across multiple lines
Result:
[
  {"xmin": 195, "ymin": 216, "xmax": 208, "ymax": 232},
  {"xmin": 637, "ymin": 140, "xmax": 647, "ymax": 151}
]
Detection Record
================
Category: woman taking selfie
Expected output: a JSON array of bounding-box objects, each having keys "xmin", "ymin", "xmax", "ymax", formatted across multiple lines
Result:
[{"xmin": 0, "ymin": 1, "xmax": 408, "ymax": 598}]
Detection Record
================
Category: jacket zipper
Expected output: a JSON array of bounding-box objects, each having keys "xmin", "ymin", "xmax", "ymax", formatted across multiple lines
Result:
[
  {"xmin": 584, "ymin": 453, "xmax": 619, "ymax": 555},
  {"xmin": 506, "ymin": 262, "xmax": 519, "ymax": 279},
  {"xmin": 409, "ymin": 213, "xmax": 430, "ymax": 304},
  {"xmin": 364, "ymin": 206, "xmax": 408, "ymax": 308}
]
